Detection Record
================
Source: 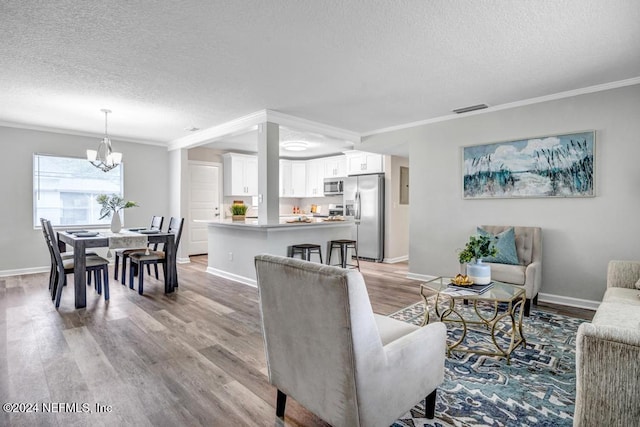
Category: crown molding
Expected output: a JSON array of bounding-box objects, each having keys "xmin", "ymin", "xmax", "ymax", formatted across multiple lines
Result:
[
  {"xmin": 168, "ymin": 109, "xmax": 361, "ymax": 151},
  {"xmin": 362, "ymin": 76, "xmax": 640, "ymax": 137},
  {"xmin": 0, "ymin": 120, "xmax": 166, "ymax": 147},
  {"xmin": 265, "ymin": 110, "xmax": 361, "ymax": 143},
  {"xmin": 168, "ymin": 110, "xmax": 268, "ymax": 151}
]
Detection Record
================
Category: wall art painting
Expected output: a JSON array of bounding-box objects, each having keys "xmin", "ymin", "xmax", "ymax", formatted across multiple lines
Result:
[{"xmin": 463, "ymin": 131, "xmax": 595, "ymax": 199}]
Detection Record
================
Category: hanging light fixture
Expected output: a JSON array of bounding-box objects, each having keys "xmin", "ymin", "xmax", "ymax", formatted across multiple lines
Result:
[{"xmin": 87, "ymin": 109, "xmax": 122, "ymax": 172}]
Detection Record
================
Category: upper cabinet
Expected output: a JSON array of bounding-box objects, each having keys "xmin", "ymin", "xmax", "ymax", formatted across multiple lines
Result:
[
  {"xmin": 323, "ymin": 155, "xmax": 347, "ymax": 178},
  {"xmin": 344, "ymin": 150, "xmax": 384, "ymax": 175},
  {"xmin": 305, "ymin": 158, "xmax": 324, "ymax": 197},
  {"xmin": 226, "ymin": 153, "xmax": 352, "ymax": 198},
  {"xmin": 280, "ymin": 159, "xmax": 306, "ymax": 197},
  {"xmin": 223, "ymin": 153, "xmax": 258, "ymax": 196}
]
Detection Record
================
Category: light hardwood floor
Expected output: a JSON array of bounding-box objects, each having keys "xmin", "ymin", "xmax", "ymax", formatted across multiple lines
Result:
[{"xmin": 0, "ymin": 256, "xmax": 594, "ymax": 426}]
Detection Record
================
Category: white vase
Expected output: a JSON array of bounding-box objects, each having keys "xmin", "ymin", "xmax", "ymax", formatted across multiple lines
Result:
[
  {"xmin": 467, "ymin": 259, "xmax": 491, "ymax": 284},
  {"xmin": 110, "ymin": 211, "xmax": 122, "ymax": 233}
]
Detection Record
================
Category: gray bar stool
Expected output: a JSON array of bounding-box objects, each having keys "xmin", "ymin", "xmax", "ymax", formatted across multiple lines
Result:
[
  {"xmin": 290, "ymin": 244, "xmax": 323, "ymax": 263},
  {"xmin": 327, "ymin": 239, "xmax": 360, "ymax": 270}
]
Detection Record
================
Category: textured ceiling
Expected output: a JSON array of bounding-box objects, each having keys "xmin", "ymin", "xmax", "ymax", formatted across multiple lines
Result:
[{"xmin": 0, "ymin": 0, "xmax": 639, "ymax": 149}]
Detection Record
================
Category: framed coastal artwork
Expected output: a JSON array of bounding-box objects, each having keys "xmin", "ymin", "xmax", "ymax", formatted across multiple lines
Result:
[{"xmin": 463, "ymin": 131, "xmax": 595, "ymax": 199}]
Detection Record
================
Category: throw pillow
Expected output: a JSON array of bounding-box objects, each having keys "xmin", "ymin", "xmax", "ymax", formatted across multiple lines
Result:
[{"xmin": 477, "ymin": 227, "xmax": 520, "ymax": 265}]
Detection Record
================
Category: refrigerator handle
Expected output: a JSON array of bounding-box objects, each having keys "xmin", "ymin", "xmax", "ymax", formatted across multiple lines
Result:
[{"xmin": 355, "ymin": 191, "xmax": 361, "ymax": 220}]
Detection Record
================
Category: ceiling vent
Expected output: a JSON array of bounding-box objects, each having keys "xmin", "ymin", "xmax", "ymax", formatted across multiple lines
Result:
[{"xmin": 452, "ymin": 104, "xmax": 489, "ymax": 114}]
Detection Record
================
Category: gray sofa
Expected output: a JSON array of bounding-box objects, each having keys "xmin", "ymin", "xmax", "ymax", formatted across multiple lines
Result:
[
  {"xmin": 574, "ymin": 260, "xmax": 640, "ymax": 426},
  {"xmin": 480, "ymin": 225, "xmax": 542, "ymax": 316}
]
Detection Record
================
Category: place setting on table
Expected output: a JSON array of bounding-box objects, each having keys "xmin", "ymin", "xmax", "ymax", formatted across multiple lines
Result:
[
  {"xmin": 61, "ymin": 228, "xmax": 161, "ymax": 256},
  {"xmin": 56, "ymin": 225, "xmax": 179, "ymax": 308}
]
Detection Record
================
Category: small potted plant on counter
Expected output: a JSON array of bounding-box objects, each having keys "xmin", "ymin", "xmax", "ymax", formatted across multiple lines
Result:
[
  {"xmin": 230, "ymin": 202, "xmax": 248, "ymax": 221},
  {"xmin": 96, "ymin": 194, "xmax": 138, "ymax": 233},
  {"xmin": 458, "ymin": 234, "xmax": 498, "ymax": 284}
]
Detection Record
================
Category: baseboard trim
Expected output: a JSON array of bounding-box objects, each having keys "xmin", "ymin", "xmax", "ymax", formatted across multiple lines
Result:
[
  {"xmin": 177, "ymin": 257, "xmax": 191, "ymax": 264},
  {"xmin": 383, "ymin": 255, "xmax": 409, "ymax": 264},
  {"xmin": 0, "ymin": 266, "xmax": 50, "ymax": 277},
  {"xmin": 537, "ymin": 292, "xmax": 600, "ymax": 311},
  {"xmin": 205, "ymin": 267, "xmax": 257, "ymax": 288}
]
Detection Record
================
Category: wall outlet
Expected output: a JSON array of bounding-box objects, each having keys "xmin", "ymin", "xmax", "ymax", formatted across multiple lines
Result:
[{"xmin": 228, "ymin": 252, "xmax": 233, "ymax": 261}]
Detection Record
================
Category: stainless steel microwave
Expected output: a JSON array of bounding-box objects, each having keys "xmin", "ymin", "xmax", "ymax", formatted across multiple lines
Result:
[{"xmin": 323, "ymin": 177, "xmax": 344, "ymax": 196}]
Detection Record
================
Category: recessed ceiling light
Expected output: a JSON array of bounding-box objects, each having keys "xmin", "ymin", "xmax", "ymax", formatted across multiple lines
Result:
[{"xmin": 282, "ymin": 141, "xmax": 309, "ymax": 151}]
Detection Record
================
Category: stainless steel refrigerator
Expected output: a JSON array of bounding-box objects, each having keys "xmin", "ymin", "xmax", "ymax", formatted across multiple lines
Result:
[{"xmin": 344, "ymin": 173, "xmax": 384, "ymax": 262}]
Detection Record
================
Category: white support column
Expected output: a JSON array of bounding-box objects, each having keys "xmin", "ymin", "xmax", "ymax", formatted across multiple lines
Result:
[
  {"xmin": 257, "ymin": 122, "xmax": 280, "ymax": 225},
  {"xmin": 168, "ymin": 148, "xmax": 191, "ymax": 262}
]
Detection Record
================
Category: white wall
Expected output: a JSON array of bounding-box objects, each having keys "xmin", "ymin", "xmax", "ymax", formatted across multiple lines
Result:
[
  {"xmin": 0, "ymin": 126, "xmax": 169, "ymax": 273},
  {"xmin": 362, "ymin": 84, "xmax": 640, "ymax": 304},
  {"xmin": 384, "ymin": 155, "xmax": 409, "ymax": 262}
]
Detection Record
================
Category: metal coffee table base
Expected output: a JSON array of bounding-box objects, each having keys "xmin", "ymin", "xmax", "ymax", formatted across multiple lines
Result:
[{"xmin": 420, "ymin": 280, "xmax": 527, "ymax": 364}]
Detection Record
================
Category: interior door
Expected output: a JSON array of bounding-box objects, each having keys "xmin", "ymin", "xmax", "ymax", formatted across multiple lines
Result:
[{"xmin": 189, "ymin": 161, "xmax": 221, "ymax": 255}]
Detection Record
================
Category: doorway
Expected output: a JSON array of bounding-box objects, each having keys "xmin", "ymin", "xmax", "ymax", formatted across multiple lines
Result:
[{"xmin": 188, "ymin": 161, "xmax": 221, "ymax": 255}]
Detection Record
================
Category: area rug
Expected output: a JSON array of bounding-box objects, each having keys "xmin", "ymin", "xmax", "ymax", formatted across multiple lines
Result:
[{"xmin": 390, "ymin": 301, "xmax": 585, "ymax": 427}]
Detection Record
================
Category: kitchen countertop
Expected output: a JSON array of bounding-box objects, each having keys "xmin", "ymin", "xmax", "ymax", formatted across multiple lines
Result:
[{"xmin": 194, "ymin": 217, "xmax": 353, "ymax": 230}]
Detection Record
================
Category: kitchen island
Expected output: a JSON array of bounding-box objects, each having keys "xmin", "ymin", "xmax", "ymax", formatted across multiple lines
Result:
[{"xmin": 195, "ymin": 218, "xmax": 355, "ymax": 286}]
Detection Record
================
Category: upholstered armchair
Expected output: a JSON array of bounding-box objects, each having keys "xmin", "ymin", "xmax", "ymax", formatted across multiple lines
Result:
[
  {"xmin": 254, "ymin": 254, "xmax": 447, "ymax": 426},
  {"xmin": 480, "ymin": 225, "xmax": 542, "ymax": 316}
]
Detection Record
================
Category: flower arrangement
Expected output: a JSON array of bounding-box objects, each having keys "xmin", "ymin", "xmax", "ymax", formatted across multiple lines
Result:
[
  {"xmin": 458, "ymin": 234, "xmax": 498, "ymax": 264},
  {"xmin": 96, "ymin": 194, "xmax": 138, "ymax": 219}
]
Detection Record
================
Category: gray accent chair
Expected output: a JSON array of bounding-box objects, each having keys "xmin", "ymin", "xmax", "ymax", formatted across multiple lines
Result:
[
  {"xmin": 254, "ymin": 254, "xmax": 447, "ymax": 426},
  {"xmin": 574, "ymin": 260, "xmax": 640, "ymax": 426},
  {"xmin": 480, "ymin": 225, "xmax": 542, "ymax": 316}
]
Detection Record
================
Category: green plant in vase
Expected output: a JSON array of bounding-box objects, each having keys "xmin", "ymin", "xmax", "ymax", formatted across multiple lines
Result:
[
  {"xmin": 96, "ymin": 194, "xmax": 138, "ymax": 232},
  {"xmin": 230, "ymin": 203, "xmax": 248, "ymax": 221},
  {"xmin": 458, "ymin": 235, "xmax": 498, "ymax": 264},
  {"xmin": 458, "ymin": 234, "xmax": 498, "ymax": 285}
]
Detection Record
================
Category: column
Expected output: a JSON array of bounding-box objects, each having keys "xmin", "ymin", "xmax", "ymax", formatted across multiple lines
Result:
[{"xmin": 257, "ymin": 122, "xmax": 280, "ymax": 225}]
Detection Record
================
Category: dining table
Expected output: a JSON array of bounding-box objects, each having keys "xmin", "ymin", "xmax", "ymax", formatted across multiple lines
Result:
[{"xmin": 57, "ymin": 228, "xmax": 178, "ymax": 308}]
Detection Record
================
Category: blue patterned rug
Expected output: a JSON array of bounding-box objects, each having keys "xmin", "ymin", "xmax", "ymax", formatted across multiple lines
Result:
[{"xmin": 390, "ymin": 301, "xmax": 585, "ymax": 427}]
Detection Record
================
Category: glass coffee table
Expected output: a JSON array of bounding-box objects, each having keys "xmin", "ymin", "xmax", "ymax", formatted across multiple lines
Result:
[{"xmin": 420, "ymin": 276, "xmax": 527, "ymax": 364}]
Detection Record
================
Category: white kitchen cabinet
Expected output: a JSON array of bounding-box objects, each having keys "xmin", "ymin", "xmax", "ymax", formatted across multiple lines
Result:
[
  {"xmin": 323, "ymin": 155, "xmax": 347, "ymax": 178},
  {"xmin": 280, "ymin": 159, "xmax": 306, "ymax": 197},
  {"xmin": 345, "ymin": 150, "xmax": 384, "ymax": 175},
  {"xmin": 223, "ymin": 153, "xmax": 258, "ymax": 196},
  {"xmin": 305, "ymin": 158, "xmax": 325, "ymax": 197},
  {"xmin": 291, "ymin": 161, "xmax": 306, "ymax": 197},
  {"xmin": 279, "ymin": 159, "xmax": 290, "ymax": 197}
]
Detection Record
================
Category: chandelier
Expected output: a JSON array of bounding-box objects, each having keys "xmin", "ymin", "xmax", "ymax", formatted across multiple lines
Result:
[{"xmin": 87, "ymin": 109, "xmax": 122, "ymax": 172}]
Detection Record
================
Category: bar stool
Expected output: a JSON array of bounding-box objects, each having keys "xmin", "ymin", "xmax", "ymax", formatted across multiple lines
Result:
[
  {"xmin": 327, "ymin": 239, "xmax": 360, "ymax": 270},
  {"xmin": 289, "ymin": 244, "xmax": 323, "ymax": 263}
]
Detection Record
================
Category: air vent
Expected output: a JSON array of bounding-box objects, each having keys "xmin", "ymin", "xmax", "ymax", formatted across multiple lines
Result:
[{"xmin": 452, "ymin": 104, "xmax": 489, "ymax": 114}]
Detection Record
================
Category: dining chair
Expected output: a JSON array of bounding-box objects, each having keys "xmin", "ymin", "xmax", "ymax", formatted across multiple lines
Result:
[
  {"xmin": 40, "ymin": 218, "xmax": 98, "ymax": 296},
  {"xmin": 114, "ymin": 215, "xmax": 164, "ymax": 284},
  {"xmin": 128, "ymin": 217, "xmax": 184, "ymax": 295},
  {"xmin": 42, "ymin": 219, "xmax": 111, "ymax": 307}
]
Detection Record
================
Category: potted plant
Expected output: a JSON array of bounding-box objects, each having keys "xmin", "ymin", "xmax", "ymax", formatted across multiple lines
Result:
[
  {"xmin": 230, "ymin": 203, "xmax": 248, "ymax": 221},
  {"xmin": 458, "ymin": 234, "xmax": 498, "ymax": 284},
  {"xmin": 96, "ymin": 194, "xmax": 138, "ymax": 233}
]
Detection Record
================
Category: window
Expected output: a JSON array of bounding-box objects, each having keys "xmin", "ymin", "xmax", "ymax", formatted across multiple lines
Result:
[{"xmin": 33, "ymin": 154, "xmax": 124, "ymax": 227}]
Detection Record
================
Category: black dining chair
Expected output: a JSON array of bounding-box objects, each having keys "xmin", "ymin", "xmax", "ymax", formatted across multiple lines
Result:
[
  {"xmin": 40, "ymin": 218, "xmax": 100, "ymax": 295},
  {"xmin": 114, "ymin": 215, "xmax": 164, "ymax": 284},
  {"xmin": 128, "ymin": 217, "xmax": 184, "ymax": 295},
  {"xmin": 41, "ymin": 219, "xmax": 110, "ymax": 307}
]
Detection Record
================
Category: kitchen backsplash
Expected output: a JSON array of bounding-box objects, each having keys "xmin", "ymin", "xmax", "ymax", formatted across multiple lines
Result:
[{"xmin": 222, "ymin": 195, "xmax": 342, "ymax": 218}]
